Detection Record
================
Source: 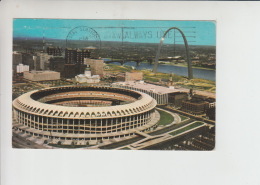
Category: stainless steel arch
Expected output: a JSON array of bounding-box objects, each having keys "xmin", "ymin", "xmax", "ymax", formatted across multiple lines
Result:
[{"xmin": 152, "ymin": 27, "xmax": 193, "ymax": 79}]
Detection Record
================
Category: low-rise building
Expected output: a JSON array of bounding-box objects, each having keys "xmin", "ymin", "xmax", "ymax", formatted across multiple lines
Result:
[
  {"xmin": 16, "ymin": 64, "xmax": 29, "ymax": 73},
  {"xmin": 113, "ymin": 81, "xmax": 185, "ymax": 105},
  {"xmin": 125, "ymin": 72, "xmax": 143, "ymax": 81},
  {"xmin": 75, "ymin": 66, "xmax": 100, "ymax": 84},
  {"xmin": 75, "ymin": 74, "xmax": 100, "ymax": 84},
  {"xmin": 168, "ymin": 92, "xmax": 188, "ymax": 108},
  {"xmin": 181, "ymin": 100, "xmax": 209, "ymax": 115},
  {"xmin": 24, "ymin": 71, "xmax": 60, "ymax": 81}
]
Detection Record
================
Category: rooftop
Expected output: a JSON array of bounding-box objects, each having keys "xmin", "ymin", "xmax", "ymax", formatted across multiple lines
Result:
[
  {"xmin": 113, "ymin": 81, "xmax": 186, "ymax": 94},
  {"xmin": 26, "ymin": 70, "xmax": 60, "ymax": 74}
]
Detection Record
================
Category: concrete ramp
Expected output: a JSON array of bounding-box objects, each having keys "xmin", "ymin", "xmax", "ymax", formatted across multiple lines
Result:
[{"xmin": 135, "ymin": 131, "xmax": 152, "ymax": 138}]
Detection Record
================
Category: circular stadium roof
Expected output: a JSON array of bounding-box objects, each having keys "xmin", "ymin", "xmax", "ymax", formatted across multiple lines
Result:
[{"xmin": 13, "ymin": 86, "xmax": 157, "ymax": 119}]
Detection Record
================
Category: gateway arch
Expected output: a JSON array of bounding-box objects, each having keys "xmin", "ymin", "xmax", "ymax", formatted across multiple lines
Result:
[{"xmin": 152, "ymin": 27, "xmax": 193, "ymax": 79}]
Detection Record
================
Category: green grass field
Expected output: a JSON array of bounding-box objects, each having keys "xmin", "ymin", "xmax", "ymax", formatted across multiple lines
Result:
[
  {"xmin": 180, "ymin": 115, "xmax": 188, "ymax": 121},
  {"xmin": 157, "ymin": 109, "xmax": 174, "ymax": 126},
  {"xmin": 169, "ymin": 121, "xmax": 204, "ymax": 136}
]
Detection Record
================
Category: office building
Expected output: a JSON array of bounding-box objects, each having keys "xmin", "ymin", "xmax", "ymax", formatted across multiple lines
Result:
[{"xmin": 23, "ymin": 71, "xmax": 60, "ymax": 81}]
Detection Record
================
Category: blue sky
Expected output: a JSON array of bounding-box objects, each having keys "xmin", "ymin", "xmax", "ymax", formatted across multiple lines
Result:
[{"xmin": 13, "ymin": 19, "xmax": 216, "ymax": 46}]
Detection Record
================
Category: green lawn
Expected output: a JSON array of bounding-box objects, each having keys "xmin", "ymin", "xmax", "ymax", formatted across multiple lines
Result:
[
  {"xmin": 169, "ymin": 121, "xmax": 204, "ymax": 136},
  {"xmin": 180, "ymin": 115, "xmax": 188, "ymax": 121},
  {"xmin": 105, "ymin": 64, "xmax": 132, "ymax": 72},
  {"xmin": 157, "ymin": 109, "xmax": 174, "ymax": 126},
  {"xmin": 143, "ymin": 76, "xmax": 160, "ymax": 82}
]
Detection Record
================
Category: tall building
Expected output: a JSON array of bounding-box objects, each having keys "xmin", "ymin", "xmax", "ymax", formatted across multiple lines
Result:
[
  {"xmin": 36, "ymin": 53, "xmax": 52, "ymax": 70},
  {"xmin": 49, "ymin": 57, "xmax": 65, "ymax": 76},
  {"xmin": 13, "ymin": 51, "xmax": 22, "ymax": 65},
  {"xmin": 64, "ymin": 49, "xmax": 92, "ymax": 78},
  {"xmin": 47, "ymin": 46, "xmax": 63, "ymax": 56},
  {"xmin": 22, "ymin": 53, "xmax": 34, "ymax": 70},
  {"xmin": 64, "ymin": 64, "xmax": 77, "ymax": 78},
  {"xmin": 65, "ymin": 49, "xmax": 91, "ymax": 64},
  {"xmin": 32, "ymin": 56, "xmax": 40, "ymax": 71},
  {"xmin": 65, "ymin": 49, "xmax": 77, "ymax": 64},
  {"xmin": 13, "ymin": 52, "xmax": 23, "ymax": 71},
  {"xmin": 84, "ymin": 58, "xmax": 104, "ymax": 77}
]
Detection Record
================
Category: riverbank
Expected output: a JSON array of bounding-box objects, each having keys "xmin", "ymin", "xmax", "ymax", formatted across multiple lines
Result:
[
  {"xmin": 142, "ymin": 70, "xmax": 216, "ymax": 93},
  {"xmin": 158, "ymin": 62, "xmax": 216, "ymax": 71},
  {"xmin": 105, "ymin": 64, "xmax": 216, "ymax": 93},
  {"xmin": 110, "ymin": 61, "xmax": 216, "ymax": 81}
]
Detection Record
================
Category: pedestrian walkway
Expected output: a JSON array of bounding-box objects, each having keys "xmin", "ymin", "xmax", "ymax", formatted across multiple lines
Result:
[{"xmin": 135, "ymin": 130, "xmax": 152, "ymax": 138}]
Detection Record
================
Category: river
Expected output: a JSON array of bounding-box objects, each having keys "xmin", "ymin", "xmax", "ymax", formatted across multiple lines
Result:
[{"xmin": 111, "ymin": 61, "xmax": 216, "ymax": 81}]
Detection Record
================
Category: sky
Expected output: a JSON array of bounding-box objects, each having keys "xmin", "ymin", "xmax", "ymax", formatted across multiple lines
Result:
[{"xmin": 13, "ymin": 19, "xmax": 216, "ymax": 46}]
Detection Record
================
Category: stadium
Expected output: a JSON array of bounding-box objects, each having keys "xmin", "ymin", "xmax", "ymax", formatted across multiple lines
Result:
[{"xmin": 12, "ymin": 86, "xmax": 158, "ymax": 144}]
